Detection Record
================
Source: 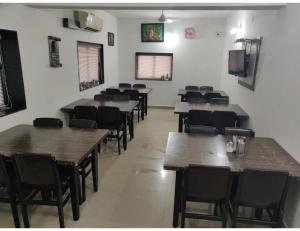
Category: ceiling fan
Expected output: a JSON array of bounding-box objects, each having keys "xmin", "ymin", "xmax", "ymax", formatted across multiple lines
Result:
[{"xmin": 158, "ymin": 10, "xmax": 175, "ymax": 23}]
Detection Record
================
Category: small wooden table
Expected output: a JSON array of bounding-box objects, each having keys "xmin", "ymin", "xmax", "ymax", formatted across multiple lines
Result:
[
  {"xmin": 178, "ymin": 89, "xmax": 228, "ymax": 98},
  {"xmin": 108, "ymin": 86, "xmax": 153, "ymax": 118},
  {"xmin": 164, "ymin": 132, "xmax": 300, "ymax": 227},
  {"xmin": 61, "ymin": 98, "xmax": 139, "ymax": 143},
  {"xmin": 0, "ymin": 124, "xmax": 108, "ymax": 221},
  {"xmin": 174, "ymin": 100, "xmax": 249, "ymax": 132}
]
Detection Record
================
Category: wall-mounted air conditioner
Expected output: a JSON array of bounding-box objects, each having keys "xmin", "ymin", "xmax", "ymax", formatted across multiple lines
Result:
[{"xmin": 74, "ymin": 11, "xmax": 103, "ymax": 32}]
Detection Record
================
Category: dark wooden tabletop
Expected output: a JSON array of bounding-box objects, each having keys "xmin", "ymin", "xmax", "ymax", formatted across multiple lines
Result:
[
  {"xmin": 164, "ymin": 132, "xmax": 300, "ymax": 177},
  {"xmin": 109, "ymin": 86, "xmax": 152, "ymax": 94},
  {"xmin": 178, "ymin": 89, "xmax": 228, "ymax": 97},
  {"xmin": 0, "ymin": 125, "xmax": 108, "ymax": 166},
  {"xmin": 60, "ymin": 98, "xmax": 139, "ymax": 113},
  {"xmin": 174, "ymin": 100, "xmax": 249, "ymax": 119}
]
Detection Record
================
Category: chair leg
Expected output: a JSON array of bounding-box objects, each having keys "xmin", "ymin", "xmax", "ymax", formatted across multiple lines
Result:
[
  {"xmin": 231, "ymin": 204, "xmax": 238, "ymax": 228},
  {"xmin": 138, "ymin": 109, "xmax": 140, "ymax": 122},
  {"xmin": 9, "ymin": 200, "xmax": 20, "ymax": 228},
  {"xmin": 117, "ymin": 131, "xmax": 121, "ymax": 155},
  {"xmin": 57, "ymin": 194, "xmax": 65, "ymax": 228},
  {"xmin": 20, "ymin": 203, "xmax": 30, "ymax": 228},
  {"xmin": 222, "ymin": 203, "xmax": 229, "ymax": 228},
  {"xmin": 181, "ymin": 198, "xmax": 186, "ymax": 228},
  {"xmin": 81, "ymin": 169, "xmax": 86, "ymax": 202}
]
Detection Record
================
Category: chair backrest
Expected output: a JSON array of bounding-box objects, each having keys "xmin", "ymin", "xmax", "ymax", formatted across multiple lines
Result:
[
  {"xmin": 204, "ymin": 92, "xmax": 222, "ymax": 101},
  {"xmin": 188, "ymin": 110, "xmax": 212, "ymax": 126},
  {"xmin": 12, "ymin": 154, "xmax": 60, "ymax": 191},
  {"xmin": 188, "ymin": 125, "xmax": 217, "ymax": 135},
  {"xmin": 112, "ymin": 94, "xmax": 130, "ymax": 101},
  {"xmin": 185, "ymin": 91, "xmax": 203, "ymax": 101},
  {"xmin": 33, "ymin": 118, "xmax": 63, "ymax": 128},
  {"xmin": 106, "ymin": 88, "xmax": 121, "ymax": 95},
  {"xmin": 97, "ymin": 106, "xmax": 121, "ymax": 129},
  {"xmin": 236, "ymin": 169, "xmax": 290, "ymax": 208},
  {"xmin": 133, "ymin": 84, "xmax": 146, "ymax": 89},
  {"xmin": 183, "ymin": 165, "xmax": 232, "ymax": 202},
  {"xmin": 210, "ymin": 97, "xmax": 229, "ymax": 105},
  {"xmin": 187, "ymin": 97, "xmax": 206, "ymax": 104},
  {"xmin": 94, "ymin": 94, "xmax": 112, "ymax": 101},
  {"xmin": 69, "ymin": 119, "xmax": 97, "ymax": 129},
  {"xmin": 123, "ymin": 89, "xmax": 139, "ymax": 100},
  {"xmin": 119, "ymin": 83, "xmax": 131, "ymax": 88},
  {"xmin": 0, "ymin": 155, "xmax": 9, "ymax": 187},
  {"xmin": 224, "ymin": 127, "xmax": 255, "ymax": 137},
  {"xmin": 185, "ymin": 85, "xmax": 199, "ymax": 91},
  {"xmin": 212, "ymin": 111, "xmax": 238, "ymax": 131},
  {"xmin": 200, "ymin": 86, "xmax": 214, "ymax": 92},
  {"xmin": 74, "ymin": 106, "xmax": 98, "ymax": 122}
]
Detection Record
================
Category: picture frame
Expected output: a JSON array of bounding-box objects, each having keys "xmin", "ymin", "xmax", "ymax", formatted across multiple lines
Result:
[
  {"xmin": 108, "ymin": 32, "xmax": 114, "ymax": 46},
  {"xmin": 141, "ymin": 23, "xmax": 164, "ymax": 42}
]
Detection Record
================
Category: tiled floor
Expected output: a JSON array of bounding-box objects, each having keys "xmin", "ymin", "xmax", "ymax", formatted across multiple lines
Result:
[{"xmin": 0, "ymin": 108, "xmax": 258, "ymax": 228}]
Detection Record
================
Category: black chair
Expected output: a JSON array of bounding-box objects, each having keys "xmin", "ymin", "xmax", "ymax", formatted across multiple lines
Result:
[
  {"xmin": 123, "ymin": 89, "xmax": 142, "ymax": 122},
  {"xmin": 181, "ymin": 165, "xmax": 232, "ymax": 228},
  {"xmin": 112, "ymin": 94, "xmax": 130, "ymax": 101},
  {"xmin": 69, "ymin": 119, "xmax": 97, "ymax": 203},
  {"xmin": 231, "ymin": 169, "xmax": 290, "ymax": 228},
  {"xmin": 133, "ymin": 84, "xmax": 146, "ymax": 88},
  {"xmin": 185, "ymin": 85, "xmax": 199, "ymax": 91},
  {"xmin": 210, "ymin": 97, "xmax": 229, "ymax": 105},
  {"xmin": 0, "ymin": 155, "xmax": 20, "ymax": 228},
  {"xmin": 74, "ymin": 106, "xmax": 98, "ymax": 122},
  {"xmin": 94, "ymin": 94, "xmax": 111, "ymax": 101},
  {"xmin": 200, "ymin": 86, "xmax": 214, "ymax": 92},
  {"xmin": 119, "ymin": 83, "xmax": 131, "ymax": 88},
  {"xmin": 212, "ymin": 111, "xmax": 238, "ymax": 132},
  {"xmin": 33, "ymin": 118, "xmax": 63, "ymax": 128},
  {"xmin": 224, "ymin": 127, "xmax": 255, "ymax": 137},
  {"xmin": 12, "ymin": 154, "xmax": 71, "ymax": 228},
  {"xmin": 185, "ymin": 92, "xmax": 203, "ymax": 102},
  {"xmin": 106, "ymin": 88, "xmax": 121, "ymax": 95},
  {"xmin": 97, "ymin": 106, "xmax": 124, "ymax": 155},
  {"xmin": 184, "ymin": 110, "xmax": 212, "ymax": 133},
  {"xmin": 187, "ymin": 97, "xmax": 206, "ymax": 104},
  {"xmin": 204, "ymin": 92, "xmax": 222, "ymax": 102},
  {"xmin": 188, "ymin": 125, "xmax": 217, "ymax": 135}
]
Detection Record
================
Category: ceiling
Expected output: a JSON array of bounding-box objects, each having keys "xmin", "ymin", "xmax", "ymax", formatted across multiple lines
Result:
[{"xmin": 106, "ymin": 10, "xmax": 233, "ymax": 19}]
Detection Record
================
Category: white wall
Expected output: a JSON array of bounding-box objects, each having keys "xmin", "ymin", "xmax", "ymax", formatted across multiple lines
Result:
[
  {"xmin": 118, "ymin": 18, "xmax": 226, "ymax": 107},
  {"xmin": 0, "ymin": 4, "xmax": 119, "ymax": 131},
  {"xmin": 219, "ymin": 5, "xmax": 300, "ymax": 227}
]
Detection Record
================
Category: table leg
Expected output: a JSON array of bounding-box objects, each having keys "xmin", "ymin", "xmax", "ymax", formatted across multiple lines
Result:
[
  {"xmin": 144, "ymin": 93, "xmax": 148, "ymax": 115},
  {"xmin": 69, "ymin": 165, "xmax": 80, "ymax": 221},
  {"xmin": 173, "ymin": 171, "xmax": 182, "ymax": 227},
  {"xmin": 129, "ymin": 110, "xmax": 134, "ymax": 139},
  {"xmin": 178, "ymin": 114, "xmax": 183, "ymax": 133},
  {"xmin": 141, "ymin": 99, "xmax": 145, "ymax": 120},
  {"xmin": 122, "ymin": 113, "xmax": 127, "ymax": 150},
  {"xmin": 91, "ymin": 148, "xmax": 98, "ymax": 192}
]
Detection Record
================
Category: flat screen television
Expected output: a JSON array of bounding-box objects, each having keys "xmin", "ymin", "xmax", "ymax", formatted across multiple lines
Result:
[{"xmin": 228, "ymin": 49, "xmax": 247, "ymax": 77}]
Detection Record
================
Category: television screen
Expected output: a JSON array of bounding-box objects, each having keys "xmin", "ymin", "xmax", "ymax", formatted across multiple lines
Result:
[{"xmin": 228, "ymin": 50, "xmax": 246, "ymax": 77}]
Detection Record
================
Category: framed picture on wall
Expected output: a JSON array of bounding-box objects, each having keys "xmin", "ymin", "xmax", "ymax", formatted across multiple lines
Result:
[
  {"xmin": 108, "ymin": 32, "xmax": 114, "ymax": 46},
  {"xmin": 141, "ymin": 23, "xmax": 164, "ymax": 42}
]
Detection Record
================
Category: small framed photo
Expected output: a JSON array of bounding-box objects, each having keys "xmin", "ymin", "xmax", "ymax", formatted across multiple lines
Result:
[
  {"xmin": 108, "ymin": 32, "xmax": 114, "ymax": 46},
  {"xmin": 141, "ymin": 23, "xmax": 164, "ymax": 42}
]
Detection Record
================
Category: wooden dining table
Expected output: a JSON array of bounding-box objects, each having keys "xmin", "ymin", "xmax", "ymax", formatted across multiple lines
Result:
[
  {"xmin": 0, "ymin": 124, "xmax": 108, "ymax": 221},
  {"xmin": 106, "ymin": 86, "xmax": 152, "ymax": 118},
  {"xmin": 61, "ymin": 98, "xmax": 139, "ymax": 144},
  {"xmin": 164, "ymin": 132, "xmax": 300, "ymax": 227},
  {"xmin": 174, "ymin": 100, "xmax": 249, "ymax": 132}
]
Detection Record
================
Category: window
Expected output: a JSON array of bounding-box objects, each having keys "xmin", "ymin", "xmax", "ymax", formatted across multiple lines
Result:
[
  {"xmin": 0, "ymin": 29, "xmax": 26, "ymax": 117},
  {"xmin": 135, "ymin": 52, "xmax": 173, "ymax": 81},
  {"xmin": 77, "ymin": 41, "xmax": 104, "ymax": 91}
]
